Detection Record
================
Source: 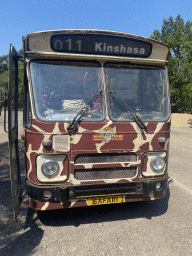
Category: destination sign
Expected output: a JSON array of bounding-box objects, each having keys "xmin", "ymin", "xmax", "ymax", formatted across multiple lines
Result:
[{"xmin": 50, "ymin": 34, "xmax": 152, "ymax": 58}]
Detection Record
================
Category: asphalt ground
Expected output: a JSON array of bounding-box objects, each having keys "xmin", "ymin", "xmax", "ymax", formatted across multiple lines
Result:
[{"xmin": 0, "ymin": 112, "xmax": 192, "ymax": 256}]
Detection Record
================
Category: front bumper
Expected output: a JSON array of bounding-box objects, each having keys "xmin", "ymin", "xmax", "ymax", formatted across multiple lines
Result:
[{"xmin": 26, "ymin": 176, "xmax": 168, "ymax": 204}]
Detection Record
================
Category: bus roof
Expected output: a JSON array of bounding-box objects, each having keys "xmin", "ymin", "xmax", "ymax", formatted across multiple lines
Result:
[{"xmin": 23, "ymin": 29, "xmax": 170, "ymax": 64}]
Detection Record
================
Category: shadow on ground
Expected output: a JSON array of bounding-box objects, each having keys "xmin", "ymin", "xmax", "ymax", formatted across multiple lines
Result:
[
  {"xmin": 0, "ymin": 185, "xmax": 170, "ymax": 255},
  {"xmin": 0, "ymin": 172, "xmax": 44, "ymax": 255},
  {"xmin": 0, "ymin": 207, "xmax": 44, "ymax": 256},
  {"xmin": 0, "ymin": 137, "xmax": 44, "ymax": 255},
  {"xmin": 37, "ymin": 187, "xmax": 170, "ymax": 227}
]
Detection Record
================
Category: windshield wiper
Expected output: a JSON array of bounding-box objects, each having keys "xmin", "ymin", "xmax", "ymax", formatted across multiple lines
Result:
[
  {"xmin": 109, "ymin": 91, "xmax": 148, "ymax": 133},
  {"xmin": 67, "ymin": 89, "xmax": 102, "ymax": 133}
]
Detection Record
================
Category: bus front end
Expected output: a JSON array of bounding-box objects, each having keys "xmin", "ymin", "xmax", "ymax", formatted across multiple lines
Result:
[{"xmin": 23, "ymin": 30, "xmax": 171, "ymax": 211}]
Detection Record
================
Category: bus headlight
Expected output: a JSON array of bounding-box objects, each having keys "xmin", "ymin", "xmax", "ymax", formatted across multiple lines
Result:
[
  {"xmin": 41, "ymin": 159, "xmax": 60, "ymax": 178},
  {"xmin": 150, "ymin": 156, "xmax": 165, "ymax": 172}
]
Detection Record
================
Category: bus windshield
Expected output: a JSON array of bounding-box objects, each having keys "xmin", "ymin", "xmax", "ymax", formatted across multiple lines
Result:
[
  {"xmin": 30, "ymin": 60, "xmax": 104, "ymax": 121},
  {"xmin": 30, "ymin": 60, "xmax": 170, "ymax": 123},
  {"xmin": 105, "ymin": 63, "xmax": 170, "ymax": 122}
]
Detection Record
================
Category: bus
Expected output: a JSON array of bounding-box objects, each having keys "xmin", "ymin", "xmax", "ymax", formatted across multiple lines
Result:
[{"xmin": 1, "ymin": 29, "xmax": 171, "ymax": 218}]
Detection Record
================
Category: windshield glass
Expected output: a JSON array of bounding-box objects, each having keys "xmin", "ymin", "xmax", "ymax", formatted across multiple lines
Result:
[
  {"xmin": 105, "ymin": 63, "xmax": 170, "ymax": 122},
  {"xmin": 30, "ymin": 61, "xmax": 104, "ymax": 121}
]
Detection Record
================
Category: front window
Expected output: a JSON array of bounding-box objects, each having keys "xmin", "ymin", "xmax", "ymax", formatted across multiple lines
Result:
[
  {"xmin": 30, "ymin": 60, "xmax": 104, "ymax": 121},
  {"xmin": 105, "ymin": 63, "xmax": 170, "ymax": 122}
]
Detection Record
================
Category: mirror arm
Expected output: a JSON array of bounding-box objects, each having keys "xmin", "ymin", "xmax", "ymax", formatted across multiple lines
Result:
[{"xmin": 3, "ymin": 94, "xmax": 8, "ymax": 133}]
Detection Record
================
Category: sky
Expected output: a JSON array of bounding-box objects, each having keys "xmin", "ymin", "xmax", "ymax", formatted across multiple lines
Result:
[{"xmin": 0, "ymin": 0, "xmax": 191, "ymax": 56}]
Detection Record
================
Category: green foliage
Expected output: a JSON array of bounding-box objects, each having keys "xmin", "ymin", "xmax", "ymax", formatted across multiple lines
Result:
[
  {"xmin": 0, "ymin": 51, "xmax": 23, "ymax": 108},
  {"xmin": 0, "ymin": 55, "xmax": 9, "ymax": 91},
  {"xmin": 151, "ymin": 15, "xmax": 192, "ymax": 109}
]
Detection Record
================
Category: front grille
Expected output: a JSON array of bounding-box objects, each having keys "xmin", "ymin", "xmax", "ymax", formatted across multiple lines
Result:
[
  {"xmin": 75, "ymin": 153, "xmax": 137, "ymax": 164},
  {"xmin": 75, "ymin": 183, "xmax": 136, "ymax": 198},
  {"xmin": 74, "ymin": 167, "xmax": 137, "ymax": 180}
]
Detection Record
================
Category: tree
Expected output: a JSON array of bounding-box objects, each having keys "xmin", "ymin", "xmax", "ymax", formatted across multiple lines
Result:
[
  {"xmin": 151, "ymin": 15, "xmax": 192, "ymax": 109},
  {"xmin": 0, "ymin": 50, "xmax": 23, "ymax": 108},
  {"xmin": 0, "ymin": 54, "xmax": 9, "ymax": 91}
]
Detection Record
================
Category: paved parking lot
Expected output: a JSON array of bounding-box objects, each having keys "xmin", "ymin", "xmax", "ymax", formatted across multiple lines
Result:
[{"xmin": 0, "ymin": 112, "xmax": 192, "ymax": 256}]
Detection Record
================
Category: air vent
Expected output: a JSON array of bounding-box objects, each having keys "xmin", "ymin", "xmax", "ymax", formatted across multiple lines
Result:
[
  {"xmin": 74, "ymin": 167, "xmax": 137, "ymax": 180},
  {"xmin": 75, "ymin": 183, "xmax": 136, "ymax": 198},
  {"xmin": 75, "ymin": 153, "xmax": 137, "ymax": 164}
]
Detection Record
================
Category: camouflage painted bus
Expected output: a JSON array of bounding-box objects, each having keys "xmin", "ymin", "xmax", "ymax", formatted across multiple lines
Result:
[{"xmin": 5, "ymin": 30, "xmax": 171, "ymax": 218}]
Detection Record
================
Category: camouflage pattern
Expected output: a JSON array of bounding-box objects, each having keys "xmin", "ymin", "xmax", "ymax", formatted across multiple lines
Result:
[
  {"xmin": 23, "ymin": 29, "xmax": 171, "ymax": 211},
  {"xmin": 25, "ymin": 117, "xmax": 170, "ymax": 211}
]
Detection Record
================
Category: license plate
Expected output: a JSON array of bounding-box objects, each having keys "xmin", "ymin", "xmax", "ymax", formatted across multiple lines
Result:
[{"xmin": 87, "ymin": 195, "xmax": 123, "ymax": 206}]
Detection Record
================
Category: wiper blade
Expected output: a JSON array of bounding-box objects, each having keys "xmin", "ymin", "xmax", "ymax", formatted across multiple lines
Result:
[
  {"xmin": 67, "ymin": 89, "xmax": 102, "ymax": 133},
  {"xmin": 109, "ymin": 91, "xmax": 148, "ymax": 133}
]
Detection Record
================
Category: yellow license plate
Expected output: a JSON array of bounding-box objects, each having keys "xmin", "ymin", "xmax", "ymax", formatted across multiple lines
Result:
[{"xmin": 87, "ymin": 195, "xmax": 123, "ymax": 206}]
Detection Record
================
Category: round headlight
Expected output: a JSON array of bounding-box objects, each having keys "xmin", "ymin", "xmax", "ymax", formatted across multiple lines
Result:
[
  {"xmin": 41, "ymin": 159, "xmax": 60, "ymax": 178},
  {"xmin": 150, "ymin": 156, "xmax": 165, "ymax": 172}
]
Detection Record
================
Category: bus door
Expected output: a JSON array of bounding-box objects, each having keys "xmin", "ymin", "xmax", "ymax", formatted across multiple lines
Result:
[{"xmin": 8, "ymin": 44, "xmax": 22, "ymax": 219}]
